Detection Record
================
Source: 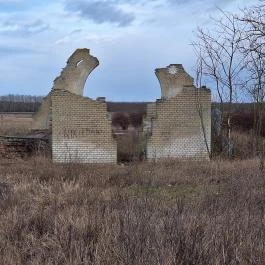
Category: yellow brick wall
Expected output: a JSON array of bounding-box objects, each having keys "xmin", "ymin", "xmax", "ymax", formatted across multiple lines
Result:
[
  {"xmin": 51, "ymin": 90, "xmax": 117, "ymax": 163},
  {"xmin": 146, "ymin": 87, "xmax": 211, "ymax": 160}
]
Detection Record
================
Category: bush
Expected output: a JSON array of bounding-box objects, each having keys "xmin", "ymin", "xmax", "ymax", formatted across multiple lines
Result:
[{"xmin": 112, "ymin": 112, "xmax": 129, "ymax": 130}]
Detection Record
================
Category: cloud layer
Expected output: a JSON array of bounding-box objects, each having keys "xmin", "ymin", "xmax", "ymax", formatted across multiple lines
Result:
[
  {"xmin": 0, "ymin": 0, "xmax": 261, "ymax": 100},
  {"xmin": 0, "ymin": 19, "xmax": 49, "ymax": 36},
  {"xmin": 65, "ymin": 0, "xmax": 135, "ymax": 27}
]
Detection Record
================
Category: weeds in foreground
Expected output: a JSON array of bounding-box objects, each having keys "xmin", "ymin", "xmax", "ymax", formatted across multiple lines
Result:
[{"xmin": 0, "ymin": 157, "xmax": 264, "ymax": 264}]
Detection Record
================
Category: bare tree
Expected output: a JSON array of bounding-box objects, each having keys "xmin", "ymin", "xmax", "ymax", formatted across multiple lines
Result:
[
  {"xmin": 192, "ymin": 29, "xmax": 224, "ymax": 114},
  {"xmin": 238, "ymin": 3, "xmax": 265, "ymax": 169},
  {"xmin": 192, "ymin": 9, "xmax": 246, "ymax": 157},
  {"xmin": 239, "ymin": 4, "xmax": 265, "ymax": 56},
  {"xmin": 0, "ymin": 95, "xmax": 43, "ymax": 112}
]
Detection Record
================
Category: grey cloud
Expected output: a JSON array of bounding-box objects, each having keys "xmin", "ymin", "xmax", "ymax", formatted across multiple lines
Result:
[
  {"xmin": 166, "ymin": 0, "xmax": 193, "ymax": 5},
  {"xmin": 0, "ymin": 19, "xmax": 49, "ymax": 36},
  {"xmin": 216, "ymin": 0, "xmax": 237, "ymax": 8},
  {"xmin": 65, "ymin": 0, "xmax": 135, "ymax": 27},
  {"xmin": 167, "ymin": 0, "xmax": 236, "ymax": 7},
  {"xmin": 0, "ymin": 45, "xmax": 37, "ymax": 56},
  {"xmin": 110, "ymin": 0, "xmax": 158, "ymax": 3},
  {"xmin": 70, "ymin": 29, "xmax": 83, "ymax": 34},
  {"xmin": 23, "ymin": 20, "xmax": 49, "ymax": 34}
]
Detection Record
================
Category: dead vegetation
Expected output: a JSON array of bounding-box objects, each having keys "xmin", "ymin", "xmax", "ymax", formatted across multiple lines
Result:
[
  {"xmin": 0, "ymin": 113, "xmax": 33, "ymax": 136},
  {"xmin": 0, "ymin": 112, "xmax": 265, "ymax": 264},
  {"xmin": 0, "ymin": 156, "xmax": 264, "ymax": 265}
]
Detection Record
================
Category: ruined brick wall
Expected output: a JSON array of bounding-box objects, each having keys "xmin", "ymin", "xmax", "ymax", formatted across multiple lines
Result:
[
  {"xmin": 32, "ymin": 48, "xmax": 98, "ymax": 130},
  {"xmin": 51, "ymin": 90, "xmax": 117, "ymax": 163},
  {"xmin": 33, "ymin": 49, "xmax": 211, "ymax": 163},
  {"xmin": 146, "ymin": 88, "xmax": 211, "ymax": 160}
]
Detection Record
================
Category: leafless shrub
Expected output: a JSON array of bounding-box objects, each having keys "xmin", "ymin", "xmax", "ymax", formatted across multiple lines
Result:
[
  {"xmin": 128, "ymin": 112, "xmax": 143, "ymax": 127},
  {"xmin": 112, "ymin": 112, "xmax": 129, "ymax": 130}
]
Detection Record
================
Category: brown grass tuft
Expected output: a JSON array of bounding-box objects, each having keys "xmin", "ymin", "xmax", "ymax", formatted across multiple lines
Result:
[{"xmin": 0, "ymin": 157, "xmax": 264, "ymax": 264}]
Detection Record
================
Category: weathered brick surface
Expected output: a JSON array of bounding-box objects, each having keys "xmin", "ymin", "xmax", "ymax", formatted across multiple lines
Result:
[
  {"xmin": 146, "ymin": 87, "xmax": 211, "ymax": 160},
  {"xmin": 51, "ymin": 90, "xmax": 117, "ymax": 163},
  {"xmin": 51, "ymin": 87, "xmax": 210, "ymax": 163}
]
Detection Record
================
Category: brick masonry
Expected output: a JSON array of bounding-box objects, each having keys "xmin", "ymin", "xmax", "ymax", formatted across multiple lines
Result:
[
  {"xmin": 51, "ymin": 90, "xmax": 117, "ymax": 163},
  {"xmin": 145, "ymin": 87, "xmax": 211, "ymax": 160}
]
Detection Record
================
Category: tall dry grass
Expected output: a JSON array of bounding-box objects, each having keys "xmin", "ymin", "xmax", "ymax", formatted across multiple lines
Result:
[
  {"xmin": 0, "ymin": 113, "xmax": 33, "ymax": 136},
  {"xmin": 0, "ymin": 156, "xmax": 264, "ymax": 264}
]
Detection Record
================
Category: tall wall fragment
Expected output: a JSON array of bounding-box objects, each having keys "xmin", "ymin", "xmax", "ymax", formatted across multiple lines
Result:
[
  {"xmin": 53, "ymin": 48, "xmax": 99, "ymax": 96},
  {"xmin": 146, "ymin": 65, "xmax": 211, "ymax": 160},
  {"xmin": 32, "ymin": 48, "xmax": 99, "ymax": 130},
  {"xmin": 32, "ymin": 48, "xmax": 117, "ymax": 163}
]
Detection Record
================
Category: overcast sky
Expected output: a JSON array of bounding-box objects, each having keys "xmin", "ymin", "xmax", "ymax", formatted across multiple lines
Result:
[{"xmin": 0, "ymin": 0, "xmax": 260, "ymax": 101}]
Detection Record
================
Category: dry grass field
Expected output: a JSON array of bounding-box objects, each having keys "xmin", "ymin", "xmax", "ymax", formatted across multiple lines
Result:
[
  {"xmin": 0, "ymin": 113, "xmax": 265, "ymax": 264},
  {"xmin": 0, "ymin": 156, "xmax": 265, "ymax": 265},
  {"xmin": 0, "ymin": 113, "xmax": 33, "ymax": 136}
]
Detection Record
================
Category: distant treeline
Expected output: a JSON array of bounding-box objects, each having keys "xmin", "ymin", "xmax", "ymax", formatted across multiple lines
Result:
[
  {"xmin": 0, "ymin": 95, "xmax": 260, "ymax": 113},
  {"xmin": 0, "ymin": 95, "xmax": 43, "ymax": 112}
]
